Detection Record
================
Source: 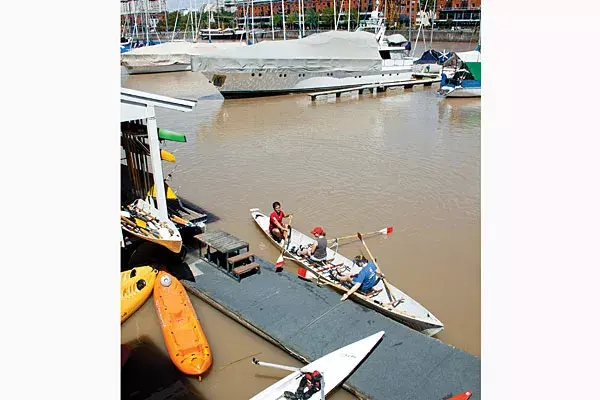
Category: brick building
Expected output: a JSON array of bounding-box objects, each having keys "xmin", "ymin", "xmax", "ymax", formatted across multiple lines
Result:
[
  {"xmin": 120, "ymin": 0, "xmax": 168, "ymax": 27},
  {"xmin": 434, "ymin": 0, "xmax": 481, "ymax": 28},
  {"xmin": 224, "ymin": 0, "xmax": 480, "ymax": 28}
]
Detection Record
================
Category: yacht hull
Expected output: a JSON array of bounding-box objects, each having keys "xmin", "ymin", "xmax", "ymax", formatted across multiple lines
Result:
[{"xmin": 203, "ymin": 66, "xmax": 415, "ymax": 98}]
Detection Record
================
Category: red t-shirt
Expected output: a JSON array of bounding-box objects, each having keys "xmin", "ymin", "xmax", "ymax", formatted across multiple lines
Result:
[{"xmin": 269, "ymin": 210, "xmax": 285, "ymax": 231}]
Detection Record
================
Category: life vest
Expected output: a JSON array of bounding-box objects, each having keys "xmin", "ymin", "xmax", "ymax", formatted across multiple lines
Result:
[{"xmin": 295, "ymin": 370, "xmax": 322, "ymax": 399}]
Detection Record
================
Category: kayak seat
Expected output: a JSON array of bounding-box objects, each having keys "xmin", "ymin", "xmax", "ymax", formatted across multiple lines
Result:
[
  {"xmin": 173, "ymin": 326, "xmax": 201, "ymax": 354},
  {"xmin": 162, "ymin": 294, "xmax": 186, "ymax": 316}
]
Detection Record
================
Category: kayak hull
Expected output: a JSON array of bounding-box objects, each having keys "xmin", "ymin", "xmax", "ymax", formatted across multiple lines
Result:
[
  {"xmin": 447, "ymin": 391, "xmax": 473, "ymax": 400},
  {"xmin": 153, "ymin": 271, "xmax": 212, "ymax": 377},
  {"xmin": 251, "ymin": 331, "xmax": 384, "ymax": 400},
  {"xmin": 121, "ymin": 266, "xmax": 158, "ymax": 323}
]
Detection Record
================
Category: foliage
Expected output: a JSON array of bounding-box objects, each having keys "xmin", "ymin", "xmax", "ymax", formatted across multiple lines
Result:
[
  {"xmin": 320, "ymin": 7, "xmax": 335, "ymax": 29},
  {"xmin": 305, "ymin": 8, "xmax": 318, "ymax": 30},
  {"xmin": 273, "ymin": 13, "xmax": 282, "ymax": 28},
  {"xmin": 287, "ymin": 11, "xmax": 298, "ymax": 27},
  {"xmin": 153, "ymin": 10, "xmax": 237, "ymax": 31}
]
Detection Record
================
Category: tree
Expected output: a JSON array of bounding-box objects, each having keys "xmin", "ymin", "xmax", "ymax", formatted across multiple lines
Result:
[
  {"xmin": 273, "ymin": 14, "xmax": 282, "ymax": 28},
  {"xmin": 350, "ymin": 9, "xmax": 360, "ymax": 29},
  {"xmin": 305, "ymin": 8, "xmax": 318, "ymax": 30},
  {"xmin": 320, "ymin": 7, "xmax": 335, "ymax": 29},
  {"xmin": 287, "ymin": 12, "xmax": 298, "ymax": 30}
]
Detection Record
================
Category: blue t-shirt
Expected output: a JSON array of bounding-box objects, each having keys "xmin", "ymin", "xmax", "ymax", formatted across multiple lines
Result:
[{"xmin": 352, "ymin": 261, "xmax": 378, "ymax": 291}]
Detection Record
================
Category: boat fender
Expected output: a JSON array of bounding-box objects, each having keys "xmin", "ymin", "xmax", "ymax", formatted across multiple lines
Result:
[
  {"xmin": 136, "ymin": 279, "xmax": 147, "ymax": 291},
  {"xmin": 160, "ymin": 275, "xmax": 172, "ymax": 287}
]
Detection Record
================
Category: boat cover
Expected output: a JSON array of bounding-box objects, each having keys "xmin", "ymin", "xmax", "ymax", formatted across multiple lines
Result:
[
  {"xmin": 456, "ymin": 48, "xmax": 481, "ymax": 81},
  {"xmin": 191, "ymin": 30, "xmax": 382, "ymax": 73},
  {"xmin": 455, "ymin": 49, "xmax": 481, "ymax": 63},
  {"xmin": 385, "ymin": 33, "xmax": 408, "ymax": 45},
  {"xmin": 121, "ymin": 41, "xmax": 246, "ymax": 68},
  {"xmin": 413, "ymin": 49, "xmax": 454, "ymax": 65}
]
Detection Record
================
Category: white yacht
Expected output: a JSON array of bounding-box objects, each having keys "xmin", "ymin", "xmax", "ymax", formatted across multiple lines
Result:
[{"xmin": 193, "ymin": 29, "xmax": 416, "ymax": 98}]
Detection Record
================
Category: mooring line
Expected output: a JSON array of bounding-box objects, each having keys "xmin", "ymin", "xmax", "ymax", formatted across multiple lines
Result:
[{"xmin": 298, "ymin": 302, "xmax": 346, "ymax": 333}]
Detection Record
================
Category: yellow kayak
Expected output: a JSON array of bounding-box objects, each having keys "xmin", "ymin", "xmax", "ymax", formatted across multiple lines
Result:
[
  {"xmin": 121, "ymin": 266, "xmax": 158, "ymax": 323},
  {"xmin": 160, "ymin": 149, "xmax": 176, "ymax": 163}
]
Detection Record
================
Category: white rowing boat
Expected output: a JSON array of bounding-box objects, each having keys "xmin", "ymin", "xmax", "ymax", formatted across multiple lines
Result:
[
  {"xmin": 250, "ymin": 208, "xmax": 444, "ymax": 336},
  {"xmin": 250, "ymin": 331, "xmax": 384, "ymax": 400}
]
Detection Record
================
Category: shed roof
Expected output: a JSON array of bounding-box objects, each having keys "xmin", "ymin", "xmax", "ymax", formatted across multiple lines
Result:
[{"xmin": 120, "ymin": 88, "xmax": 196, "ymax": 122}]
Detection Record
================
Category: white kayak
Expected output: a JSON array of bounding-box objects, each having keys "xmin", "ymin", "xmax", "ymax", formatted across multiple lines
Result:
[
  {"xmin": 251, "ymin": 208, "xmax": 444, "ymax": 336},
  {"xmin": 250, "ymin": 331, "xmax": 385, "ymax": 400}
]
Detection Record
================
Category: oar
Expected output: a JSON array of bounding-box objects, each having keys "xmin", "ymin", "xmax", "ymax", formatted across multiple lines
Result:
[
  {"xmin": 252, "ymin": 358, "xmax": 302, "ymax": 373},
  {"xmin": 275, "ymin": 215, "xmax": 293, "ymax": 271},
  {"xmin": 357, "ymin": 232, "xmax": 397, "ymax": 304},
  {"xmin": 327, "ymin": 226, "xmax": 393, "ymax": 246}
]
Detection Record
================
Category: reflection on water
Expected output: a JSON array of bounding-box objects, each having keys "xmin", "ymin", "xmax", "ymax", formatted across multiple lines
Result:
[{"xmin": 121, "ymin": 41, "xmax": 480, "ymax": 399}]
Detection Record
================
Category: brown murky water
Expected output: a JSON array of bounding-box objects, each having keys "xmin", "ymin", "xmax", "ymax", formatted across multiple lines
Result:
[{"xmin": 121, "ymin": 41, "xmax": 480, "ymax": 399}]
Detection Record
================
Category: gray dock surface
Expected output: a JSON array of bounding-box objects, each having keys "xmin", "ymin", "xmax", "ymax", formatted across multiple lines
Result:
[{"xmin": 183, "ymin": 255, "xmax": 480, "ymax": 400}]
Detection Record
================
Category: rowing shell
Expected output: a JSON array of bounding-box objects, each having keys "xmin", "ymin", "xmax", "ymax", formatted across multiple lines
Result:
[
  {"xmin": 250, "ymin": 208, "xmax": 444, "ymax": 336},
  {"xmin": 250, "ymin": 331, "xmax": 384, "ymax": 400}
]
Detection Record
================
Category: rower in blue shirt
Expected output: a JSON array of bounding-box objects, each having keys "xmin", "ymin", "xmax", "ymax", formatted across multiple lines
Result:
[{"xmin": 336, "ymin": 255, "xmax": 380, "ymax": 301}]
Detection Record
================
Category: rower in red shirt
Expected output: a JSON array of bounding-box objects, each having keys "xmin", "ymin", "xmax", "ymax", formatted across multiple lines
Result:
[{"xmin": 269, "ymin": 201, "xmax": 293, "ymax": 244}]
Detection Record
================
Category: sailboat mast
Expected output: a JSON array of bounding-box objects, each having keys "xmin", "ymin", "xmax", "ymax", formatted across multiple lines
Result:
[
  {"xmin": 300, "ymin": 0, "xmax": 305, "ymax": 37},
  {"xmin": 281, "ymin": 0, "xmax": 287, "ymax": 40},
  {"xmin": 430, "ymin": 0, "xmax": 436, "ymax": 48},
  {"xmin": 270, "ymin": 0, "xmax": 275, "ymax": 39},
  {"xmin": 144, "ymin": 0, "xmax": 150, "ymax": 44},
  {"xmin": 408, "ymin": 0, "xmax": 412, "ymax": 43},
  {"xmin": 171, "ymin": 9, "xmax": 179, "ymax": 42},
  {"xmin": 333, "ymin": 0, "xmax": 337, "ymax": 30},
  {"xmin": 347, "ymin": 0, "xmax": 351, "ymax": 31},
  {"xmin": 209, "ymin": 5, "xmax": 212, "ymax": 43},
  {"xmin": 336, "ymin": 0, "xmax": 343, "ymax": 29},
  {"xmin": 251, "ymin": 0, "xmax": 255, "ymax": 43}
]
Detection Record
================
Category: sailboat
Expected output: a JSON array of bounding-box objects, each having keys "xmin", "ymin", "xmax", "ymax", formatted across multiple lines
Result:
[
  {"xmin": 121, "ymin": 2, "xmax": 247, "ymax": 74},
  {"xmin": 438, "ymin": 46, "xmax": 481, "ymax": 98}
]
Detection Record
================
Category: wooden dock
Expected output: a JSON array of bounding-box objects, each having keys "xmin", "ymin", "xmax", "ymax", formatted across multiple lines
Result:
[
  {"xmin": 181, "ymin": 252, "xmax": 480, "ymax": 400},
  {"xmin": 308, "ymin": 77, "xmax": 441, "ymax": 101}
]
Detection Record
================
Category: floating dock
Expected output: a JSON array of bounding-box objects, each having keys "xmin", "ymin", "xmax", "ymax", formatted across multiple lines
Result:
[
  {"xmin": 182, "ymin": 253, "xmax": 480, "ymax": 400},
  {"xmin": 308, "ymin": 77, "xmax": 441, "ymax": 101}
]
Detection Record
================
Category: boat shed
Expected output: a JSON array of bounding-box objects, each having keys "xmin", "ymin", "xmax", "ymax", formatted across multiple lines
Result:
[{"xmin": 120, "ymin": 88, "xmax": 196, "ymax": 221}]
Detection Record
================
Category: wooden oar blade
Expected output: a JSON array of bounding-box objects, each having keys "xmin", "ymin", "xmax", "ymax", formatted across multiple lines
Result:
[{"xmin": 357, "ymin": 232, "xmax": 363, "ymax": 241}]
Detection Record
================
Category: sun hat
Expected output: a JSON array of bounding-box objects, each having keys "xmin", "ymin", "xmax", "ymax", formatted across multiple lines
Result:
[{"xmin": 310, "ymin": 226, "xmax": 324, "ymax": 235}]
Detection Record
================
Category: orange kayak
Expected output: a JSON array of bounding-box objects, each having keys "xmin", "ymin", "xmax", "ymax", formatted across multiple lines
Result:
[
  {"xmin": 446, "ymin": 391, "xmax": 473, "ymax": 400},
  {"xmin": 153, "ymin": 271, "xmax": 212, "ymax": 379}
]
